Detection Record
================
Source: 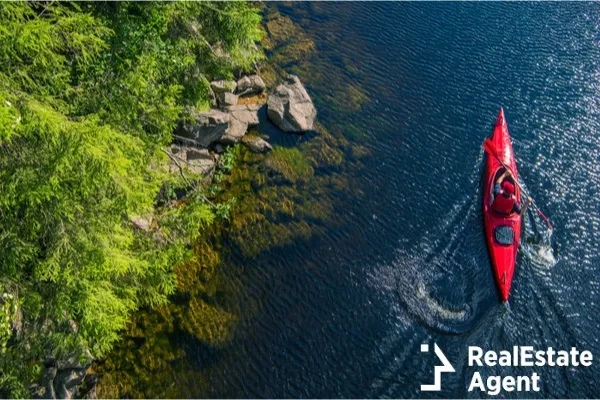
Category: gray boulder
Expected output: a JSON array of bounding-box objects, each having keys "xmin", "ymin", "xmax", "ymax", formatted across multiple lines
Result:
[
  {"xmin": 210, "ymin": 80, "xmax": 237, "ymax": 93},
  {"xmin": 267, "ymin": 75, "xmax": 316, "ymax": 132},
  {"xmin": 33, "ymin": 366, "xmax": 57, "ymax": 399},
  {"xmin": 186, "ymin": 148, "xmax": 215, "ymax": 175},
  {"xmin": 177, "ymin": 109, "xmax": 230, "ymax": 147},
  {"xmin": 235, "ymin": 75, "xmax": 266, "ymax": 96},
  {"xmin": 32, "ymin": 366, "xmax": 87, "ymax": 400},
  {"xmin": 219, "ymin": 118, "xmax": 248, "ymax": 145},
  {"xmin": 218, "ymin": 104, "xmax": 259, "ymax": 144},
  {"xmin": 168, "ymin": 145, "xmax": 215, "ymax": 176},
  {"xmin": 241, "ymin": 136, "xmax": 273, "ymax": 153},
  {"xmin": 207, "ymin": 86, "xmax": 217, "ymax": 108},
  {"xmin": 217, "ymin": 92, "xmax": 238, "ymax": 108},
  {"xmin": 227, "ymin": 104, "xmax": 261, "ymax": 127},
  {"xmin": 131, "ymin": 216, "xmax": 151, "ymax": 232},
  {"xmin": 213, "ymin": 143, "xmax": 225, "ymax": 154},
  {"xmin": 191, "ymin": 155, "xmax": 215, "ymax": 176}
]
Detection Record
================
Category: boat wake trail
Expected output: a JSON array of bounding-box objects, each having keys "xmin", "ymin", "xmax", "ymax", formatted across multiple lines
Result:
[
  {"xmin": 393, "ymin": 250, "xmax": 474, "ymax": 335},
  {"xmin": 520, "ymin": 206, "xmax": 558, "ymax": 268},
  {"xmin": 364, "ymin": 155, "xmax": 567, "ymax": 398},
  {"xmin": 363, "ymin": 161, "xmax": 493, "ymax": 398},
  {"xmin": 368, "ymin": 161, "xmax": 488, "ymax": 336}
]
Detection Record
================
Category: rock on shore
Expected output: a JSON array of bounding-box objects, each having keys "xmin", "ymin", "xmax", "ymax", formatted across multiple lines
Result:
[
  {"xmin": 235, "ymin": 74, "xmax": 266, "ymax": 96},
  {"xmin": 220, "ymin": 104, "xmax": 262, "ymax": 144},
  {"xmin": 178, "ymin": 74, "xmax": 268, "ymax": 149},
  {"xmin": 167, "ymin": 144, "xmax": 216, "ymax": 177},
  {"xmin": 177, "ymin": 108, "xmax": 230, "ymax": 147},
  {"xmin": 173, "ymin": 72, "xmax": 316, "ymax": 165},
  {"xmin": 31, "ymin": 358, "xmax": 97, "ymax": 400},
  {"xmin": 210, "ymin": 80, "xmax": 237, "ymax": 94},
  {"xmin": 267, "ymin": 75, "xmax": 316, "ymax": 133},
  {"xmin": 241, "ymin": 136, "xmax": 273, "ymax": 153}
]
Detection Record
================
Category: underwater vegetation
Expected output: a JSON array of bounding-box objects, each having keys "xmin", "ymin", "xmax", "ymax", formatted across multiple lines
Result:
[{"xmin": 96, "ymin": 4, "xmax": 373, "ymax": 398}]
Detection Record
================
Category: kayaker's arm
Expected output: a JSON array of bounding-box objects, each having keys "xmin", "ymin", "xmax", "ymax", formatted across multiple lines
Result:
[
  {"xmin": 493, "ymin": 183, "xmax": 501, "ymax": 198},
  {"xmin": 513, "ymin": 201, "xmax": 522, "ymax": 215},
  {"xmin": 495, "ymin": 169, "xmax": 510, "ymax": 185}
]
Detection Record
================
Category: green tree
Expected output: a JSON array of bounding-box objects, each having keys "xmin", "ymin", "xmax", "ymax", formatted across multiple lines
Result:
[{"xmin": 0, "ymin": 1, "xmax": 263, "ymax": 396}]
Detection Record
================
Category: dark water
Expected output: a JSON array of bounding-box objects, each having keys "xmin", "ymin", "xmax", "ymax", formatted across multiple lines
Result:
[{"xmin": 172, "ymin": 3, "xmax": 600, "ymax": 398}]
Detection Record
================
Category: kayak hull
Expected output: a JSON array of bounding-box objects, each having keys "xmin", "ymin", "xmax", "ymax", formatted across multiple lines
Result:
[{"xmin": 483, "ymin": 108, "xmax": 522, "ymax": 302}]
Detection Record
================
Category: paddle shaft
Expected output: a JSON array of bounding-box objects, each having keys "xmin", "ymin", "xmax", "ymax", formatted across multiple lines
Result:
[{"xmin": 484, "ymin": 139, "xmax": 553, "ymax": 230}]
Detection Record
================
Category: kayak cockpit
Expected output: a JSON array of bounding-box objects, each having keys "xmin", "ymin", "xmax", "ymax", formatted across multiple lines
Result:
[
  {"xmin": 488, "ymin": 167, "xmax": 520, "ymax": 217},
  {"xmin": 494, "ymin": 225, "xmax": 515, "ymax": 246}
]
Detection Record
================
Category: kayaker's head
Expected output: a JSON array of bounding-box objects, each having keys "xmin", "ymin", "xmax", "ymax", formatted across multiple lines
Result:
[{"xmin": 502, "ymin": 180, "xmax": 515, "ymax": 196}]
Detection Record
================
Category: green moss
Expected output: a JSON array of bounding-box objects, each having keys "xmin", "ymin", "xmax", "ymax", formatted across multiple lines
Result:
[
  {"xmin": 265, "ymin": 14, "xmax": 296, "ymax": 45},
  {"xmin": 303, "ymin": 123, "xmax": 346, "ymax": 168},
  {"xmin": 265, "ymin": 147, "xmax": 314, "ymax": 183},
  {"xmin": 175, "ymin": 241, "xmax": 222, "ymax": 295},
  {"xmin": 94, "ymin": 307, "xmax": 184, "ymax": 399},
  {"xmin": 176, "ymin": 298, "xmax": 237, "ymax": 347},
  {"xmin": 260, "ymin": 8, "xmax": 317, "ymax": 90}
]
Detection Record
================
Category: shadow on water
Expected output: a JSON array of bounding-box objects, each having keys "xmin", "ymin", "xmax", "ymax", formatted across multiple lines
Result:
[{"xmin": 256, "ymin": 105, "xmax": 320, "ymax": 148}]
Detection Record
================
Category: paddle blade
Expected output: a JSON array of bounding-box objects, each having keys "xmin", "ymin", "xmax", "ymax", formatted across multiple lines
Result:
[
  {"xmin": 483, "ymin": 139, "xmax": 499, "ymax": 159},
  {"xmin": 483, "ymin": 138, "xmax": 515, "ymax": 176},
  {"xmin": 537, "ymin": 209, "xmax": 554, "ymax": 231}
]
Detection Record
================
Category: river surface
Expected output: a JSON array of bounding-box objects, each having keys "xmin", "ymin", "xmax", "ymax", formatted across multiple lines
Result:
[{"xmin": 118, "ymin": 3, "xmax": 600, "ymax": 398}]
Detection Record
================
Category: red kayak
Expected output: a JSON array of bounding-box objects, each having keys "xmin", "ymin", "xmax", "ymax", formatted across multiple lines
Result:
[{"xmin": 483, "ymin": 108, "xmax": 522, "ymax": 302}]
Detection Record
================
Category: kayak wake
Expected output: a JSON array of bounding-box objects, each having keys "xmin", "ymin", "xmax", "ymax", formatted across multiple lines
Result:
[
  {"xmin": 366, "ymin": 155, "xmax": 489, "ymax": 335},
  {"xmin": 521, "ymin": 206, "xmax": 557, "ymax": 268}
]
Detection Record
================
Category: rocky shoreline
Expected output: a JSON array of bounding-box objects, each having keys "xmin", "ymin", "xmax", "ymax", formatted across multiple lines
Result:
[
  {"xmin": 168, "ymin": 73, "xmax": 317, "ymax": 181},
  {"xmin": 32, "ymin": 71, "xmax": 318, "ymax": 400}
]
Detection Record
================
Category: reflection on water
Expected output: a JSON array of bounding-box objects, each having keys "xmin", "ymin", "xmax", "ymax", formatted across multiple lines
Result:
[{"xmin": 100, "ymin": 2, "xmax": 600, "ymax": 398}]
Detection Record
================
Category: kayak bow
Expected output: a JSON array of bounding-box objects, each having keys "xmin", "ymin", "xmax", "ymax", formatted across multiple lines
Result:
[{"xmin": 483, "ymin": 108, "xmax": 522, "ymax": 302}]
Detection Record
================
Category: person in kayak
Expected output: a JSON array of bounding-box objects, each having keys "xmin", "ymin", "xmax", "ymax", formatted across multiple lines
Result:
[{"xmin": 491, "ymin": 169, "xmax": 530, "ymax": 215}]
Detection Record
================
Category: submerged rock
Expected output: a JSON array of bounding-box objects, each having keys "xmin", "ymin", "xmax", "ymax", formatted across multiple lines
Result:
[
  {"xmin": 177, "ymin": 109, "xmax": 230, "ymax": 147},
  {"xmin": 241, "ymin": 136, "xmax": 273, "ymax": 153},
  {"xmin": 235, "ymin": 74, "xmax": 266, "ymax": 96},
  {"xmin": 267, "ymin": 75, "xmax": 316, "ymax": 132}
]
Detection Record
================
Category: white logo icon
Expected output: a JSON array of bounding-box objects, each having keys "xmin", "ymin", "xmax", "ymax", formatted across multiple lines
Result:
[{"xmin": 421, "ymin": 343, "xmax": 455, "ymax": 391}]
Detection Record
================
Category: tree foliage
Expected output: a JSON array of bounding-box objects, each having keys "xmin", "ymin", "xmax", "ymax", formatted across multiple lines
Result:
[{"xmin": 0, "ymin": 1, "xmax": 262, "ymax": 396}]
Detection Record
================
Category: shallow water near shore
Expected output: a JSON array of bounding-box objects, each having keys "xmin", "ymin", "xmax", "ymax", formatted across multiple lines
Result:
[{"xmin": 99, "ymin": 3, "xmax": 600, "ymax": 398}]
